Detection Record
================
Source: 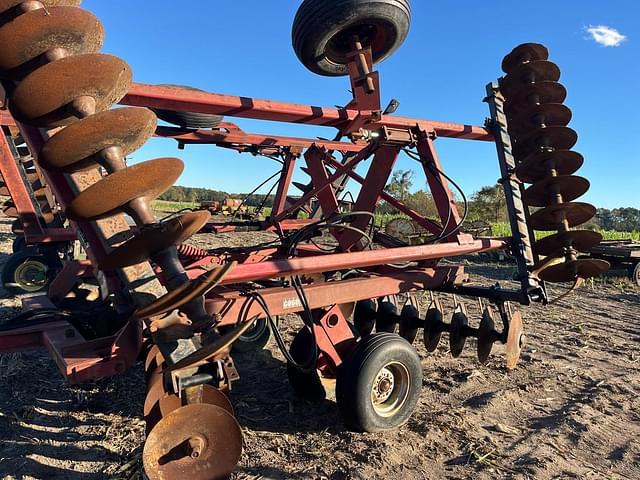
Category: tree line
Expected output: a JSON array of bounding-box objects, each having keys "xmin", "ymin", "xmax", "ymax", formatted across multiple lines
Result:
[{"xmin": 161, "ymin": 171, "xmax": 639, "ymax": 232}]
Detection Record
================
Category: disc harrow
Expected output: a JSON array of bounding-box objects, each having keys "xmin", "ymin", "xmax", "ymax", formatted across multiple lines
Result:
[
  {"xmin": 0, "ymin": 2, "xmax": 611, "ymax": 478},
  {"xmin": 500, "ymin": 43, "xmax": 609, "ymax": 284}
]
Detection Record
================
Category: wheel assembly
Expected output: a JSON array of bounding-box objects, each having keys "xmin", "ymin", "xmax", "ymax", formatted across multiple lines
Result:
[
  {"xmin": 336, "ymin": 333, "xmax": 422, "ymax": 432},
  {"xmin": 292, "ymin": 0, "xmax": 411, "ymax": 76},
  {"xmin": 2, "ymin": 250, "xmax": 61, "ymax": 293}
]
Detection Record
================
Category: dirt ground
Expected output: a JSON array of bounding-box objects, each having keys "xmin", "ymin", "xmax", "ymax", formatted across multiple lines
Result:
[{"xmin": 0, "ymin": 215, "xmax": 638, "ymax": 480}]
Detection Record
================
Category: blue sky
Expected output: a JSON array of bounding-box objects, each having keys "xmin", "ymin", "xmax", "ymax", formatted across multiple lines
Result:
[{"xmin": 84, "ymin": 0, "xmax": 638, "ymax": 209}]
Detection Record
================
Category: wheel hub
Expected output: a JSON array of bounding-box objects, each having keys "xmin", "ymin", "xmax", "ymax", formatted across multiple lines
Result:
[
  {"xmin": 372, "ymin": 367, "xmax": 395, "ymax": 403},
  {"xmin": 14, "ymin": 259, "xmax": 48, "ymax": 291}
]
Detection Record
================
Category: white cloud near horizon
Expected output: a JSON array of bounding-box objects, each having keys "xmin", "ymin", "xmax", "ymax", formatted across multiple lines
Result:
[{"xmin": 585, "ymin": 25, "xmax": 627, "ymax": 47}]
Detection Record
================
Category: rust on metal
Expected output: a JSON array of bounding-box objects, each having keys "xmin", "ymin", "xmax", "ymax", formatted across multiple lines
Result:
[
  {"xmin": 510, "ymin": 103, "xmax": 572, "ymax": 133},
  {"xmin": 538, "ymin": 258, "xmax": 610, "ymax": 283},
  {"xmin": 145, "ymin": 394, "xmax": 182, "ymax": 435},
  {"xmin": 9, "ymin": 53, "xmax": 132, "ymax": 127},
  {"xmin": 64, "ymin": 157, "xmax": 183, "ymax": 220},
  {"xmin": 515, "ymin": 150, "xmax": 583, "ymax": 183},
  {"xmin": 530, "ymin": 202, "xmax": 596, "ymax": 231},
  {"xmin": 142, "ymin": 403, "xmax": 242, "ymax": 480},
  {"xmin": 502, "ymin": 43, "xmax": 549, "ymax": 74},
  {"xmin": 513, "ymin": 125, "xmax": 578, "ymax": 157},
  {"xmin": 524, "ymin": 175, "xmax": 590, "ymax": 207},
  {"xmin": 534, "ymin": 230, "xmax": 603, "ymax": 256},
  {"xmin": 144, "ymin": 378, "xmax": 168, "ymax": 418},
  {"xmin": 505, "ymin": 81, "xmax": 567, "ymax": 115},
  {"xmin": 100, "ymin": 211, "xmax": 211, "ymax": 271},
  {"xmin": 132, "ymin": 262, "xmax": 236, "ymax": 321},
  {"xmin": 505, "ymin": 310, "xmax": 524, "ymax": 369},
  {"xmin": 168, "ymin": 319, "xmax": 255, "ymax": 371},
  {"xmin": 0, "ymin": 0, "xmax": 83, "ymax": 26},
  {"xmin": 500, "ymin": 60, "xmax": 560, "ymax": 96},
  {"xmin": 39, "ymin": 107, "xmax": 157, "ymax": 171},
  {"xmin": 0, "ymin": 6, "xmax": 103, "ymax": 79}
]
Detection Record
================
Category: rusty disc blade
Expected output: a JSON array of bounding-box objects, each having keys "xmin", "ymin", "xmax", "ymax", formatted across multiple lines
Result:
[
  {"xmin": 505, "ymin": 81, "xmax": 567, "ymax": 114},
  {"xmin": 477, "ymin": 307, "xmax": 496, "ymax": 364},
  {"xmin": 100, "ymin": 211, "xmax": 211, "ymax": 271},
  {"xmin": 144, "ymin": 345, "xmax": 162, "ymax": 372},
  {"xmin": 515, "ymin": 150, "xmax": 584, "ymax": 183},
  {"xmin": 65, "ymin": 157, "xmax": 183, "ymax": 221},
  {"xmin": 538, "ymin": 258, "xmax": 610, "ymax": 283},
  {"xmin": 524, "ymin": 175, "xmax": 590, "ymax": 207},
  {"xmin": 0, "ymin": 6, "xmax": 103, "ymax": 79},
  {"xmin": 0, "ymin": 0, "xmax": 82, "ymax": 26},
  {"xmin": 509, "ymin": 103, "xmax": 572, "ymax": 135},
  {"xmin": 168, "ymin": 319, "xmax": 255, "ymax": 372},
  {"xmin": 40, "ymin": 107, "xmax": 157, "ymax": 172},
  {"xmin": 505, "ymin": 310, "xmax": 524, "ymax": 369},
  {"xmin": 502, "ymin": 43, "xmax": 549, "ymax": 74},
  {"xmin": 144, "ymin": 378, "xmax": 168, "ymax": 418},
  {"xmin": 9, "ymin": 53, "xmax": 132, "ymax": 127},
  {"xmin": 530, "ymin": 202, "xmax": 596, "ymax": 231},
  {"xmin": 514, "ymin": 126, "xmax": 578, "ymax": 158},
  {"xmin": 131, "ymin": 262, "xmax": 236, "ymax": 322},
  {"xmin": 145, "ymin": 394, "xmax": 182, "ymax": 436},
  {"xmin": 501, "ymin": 60, "xmax": 560, "ymax": 97},
  {"xmin": 198, "ymin": 385, "xmax": 234, "ymax": 416},
  {"xmin": 143, "ymin": 403, "xmax": 243, "ymax": 480},
  {"xmin": 535, "ymin": 230, "xmax": 603, "ymax": 257}
]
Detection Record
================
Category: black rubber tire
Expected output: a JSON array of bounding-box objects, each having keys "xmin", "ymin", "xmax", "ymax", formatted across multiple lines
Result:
[
  {"xmin": 12, "ymin": 236, "xmax": 26, "ymax": 254},
  {"xmin": 1, "ymin": 250, "xmax": 61, "ymax": 294},
  {"xmin": 631, "ymin": 262, "xmax": 640, "ymax": 287},
  {"xmin": 292, "ymin": 0, "xmax": 412, "ymax": 76},
  {"xmin": 336, "ymin": 333, "xmax": 422, "ymax": 432},
  {"xmin": 286, "ymin": 327, "xmax": 326, "ymax": 401},
  {"xmin": 152, "ymin": 84, "xmax": 224, "ymax": 129},
  {"xmin": 230, "ymin": 317, "xmax": 271, "ymax": 353}
]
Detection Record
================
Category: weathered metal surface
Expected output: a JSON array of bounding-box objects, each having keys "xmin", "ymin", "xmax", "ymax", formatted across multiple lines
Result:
[
  {"xmin": 143, "ymin": 403, "xmax": 242, "ymax": 480},
  {"xmin": 515, "ymin": 149, "xmax": 583, "ymax": 183},
  {"xmin": 0, "ymin": 6, "xmax": 103, "ymax": 79},
  {"xmin": 500, "ymin": 60, "xmax": 560, "ymax": 96},
  {"xmin": 477, "ymin": 307, "xmax": 497, "ymax": 364},
  {"xmin": 39, "ymin": 107, "xmax": 156, "ymax": 171},
  {"xmin": 524, "ymin": 175, "xmax": 590, "ymax": 207},
  {"xmin": 505, "ymin": 310, "xmax": 524, "ymax": 369},
  {"xmin": 132, "ymin": 262, "xmax": 236, "ymax": 322},
  {"xmin": 65, "ymin": 157, "xmax": 183, "ymax": 220},
  {"xmin": 501, "ymin": 43, "xmax": 549, "ymax": 74},
  {"xmin": 100, "ymin": 211, "xmax": 211, "ymax": 270},
  {"xmin": 530, "ymin": 202, "xmax": 596, "ymax": 231},
  {"xmin": 510, "ymin": 103, "xmax": 572, "ymax": 134},
  {"xmin": 535, "ymin": 230, "xmax": 603, "ymax": 256},
  {"xmin": 538, "ymin": 258, "xmax": 610, "ymax": 283},
  {"xmin": 10, "ymin": 53, "xmax": 132, "ymax": 127},
  {"xmin": 513, "ymin": 125, "xmax": 578, "ymax": 157}
]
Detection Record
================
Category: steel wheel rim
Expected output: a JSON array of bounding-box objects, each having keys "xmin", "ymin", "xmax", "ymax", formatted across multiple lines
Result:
[
  {"xmin": 14, "ymin": 259, "xmax": 48, "ymax": 291},
  {"xmin": 370, "ymin": 361, "xmax": 410, "ymax": 417}
]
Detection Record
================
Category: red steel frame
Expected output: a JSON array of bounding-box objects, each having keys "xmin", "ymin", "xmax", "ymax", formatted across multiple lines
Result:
[{"xmin": 0, "ymin": 46, "xmax": 510, "ymax": 383}]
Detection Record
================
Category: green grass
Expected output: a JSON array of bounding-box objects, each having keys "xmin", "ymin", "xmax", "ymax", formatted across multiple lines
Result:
[
  {"xmin": 491, "ymin": 222, "xmax": 640, "ymax": 241},
  {"xmin": 152, "ymin": 200, "xmax": 199, "ymax": 212}
]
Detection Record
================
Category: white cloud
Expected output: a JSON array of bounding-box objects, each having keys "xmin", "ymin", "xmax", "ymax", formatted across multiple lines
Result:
[{"xmin": 585, "ymin": 25, "xmax": 627, "ymax": 47}]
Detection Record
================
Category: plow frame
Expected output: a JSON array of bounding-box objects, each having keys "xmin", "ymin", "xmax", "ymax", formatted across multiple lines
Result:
[{"xmin": 0, "ymin": 45, "xmax": 540, "ymax": 383}]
